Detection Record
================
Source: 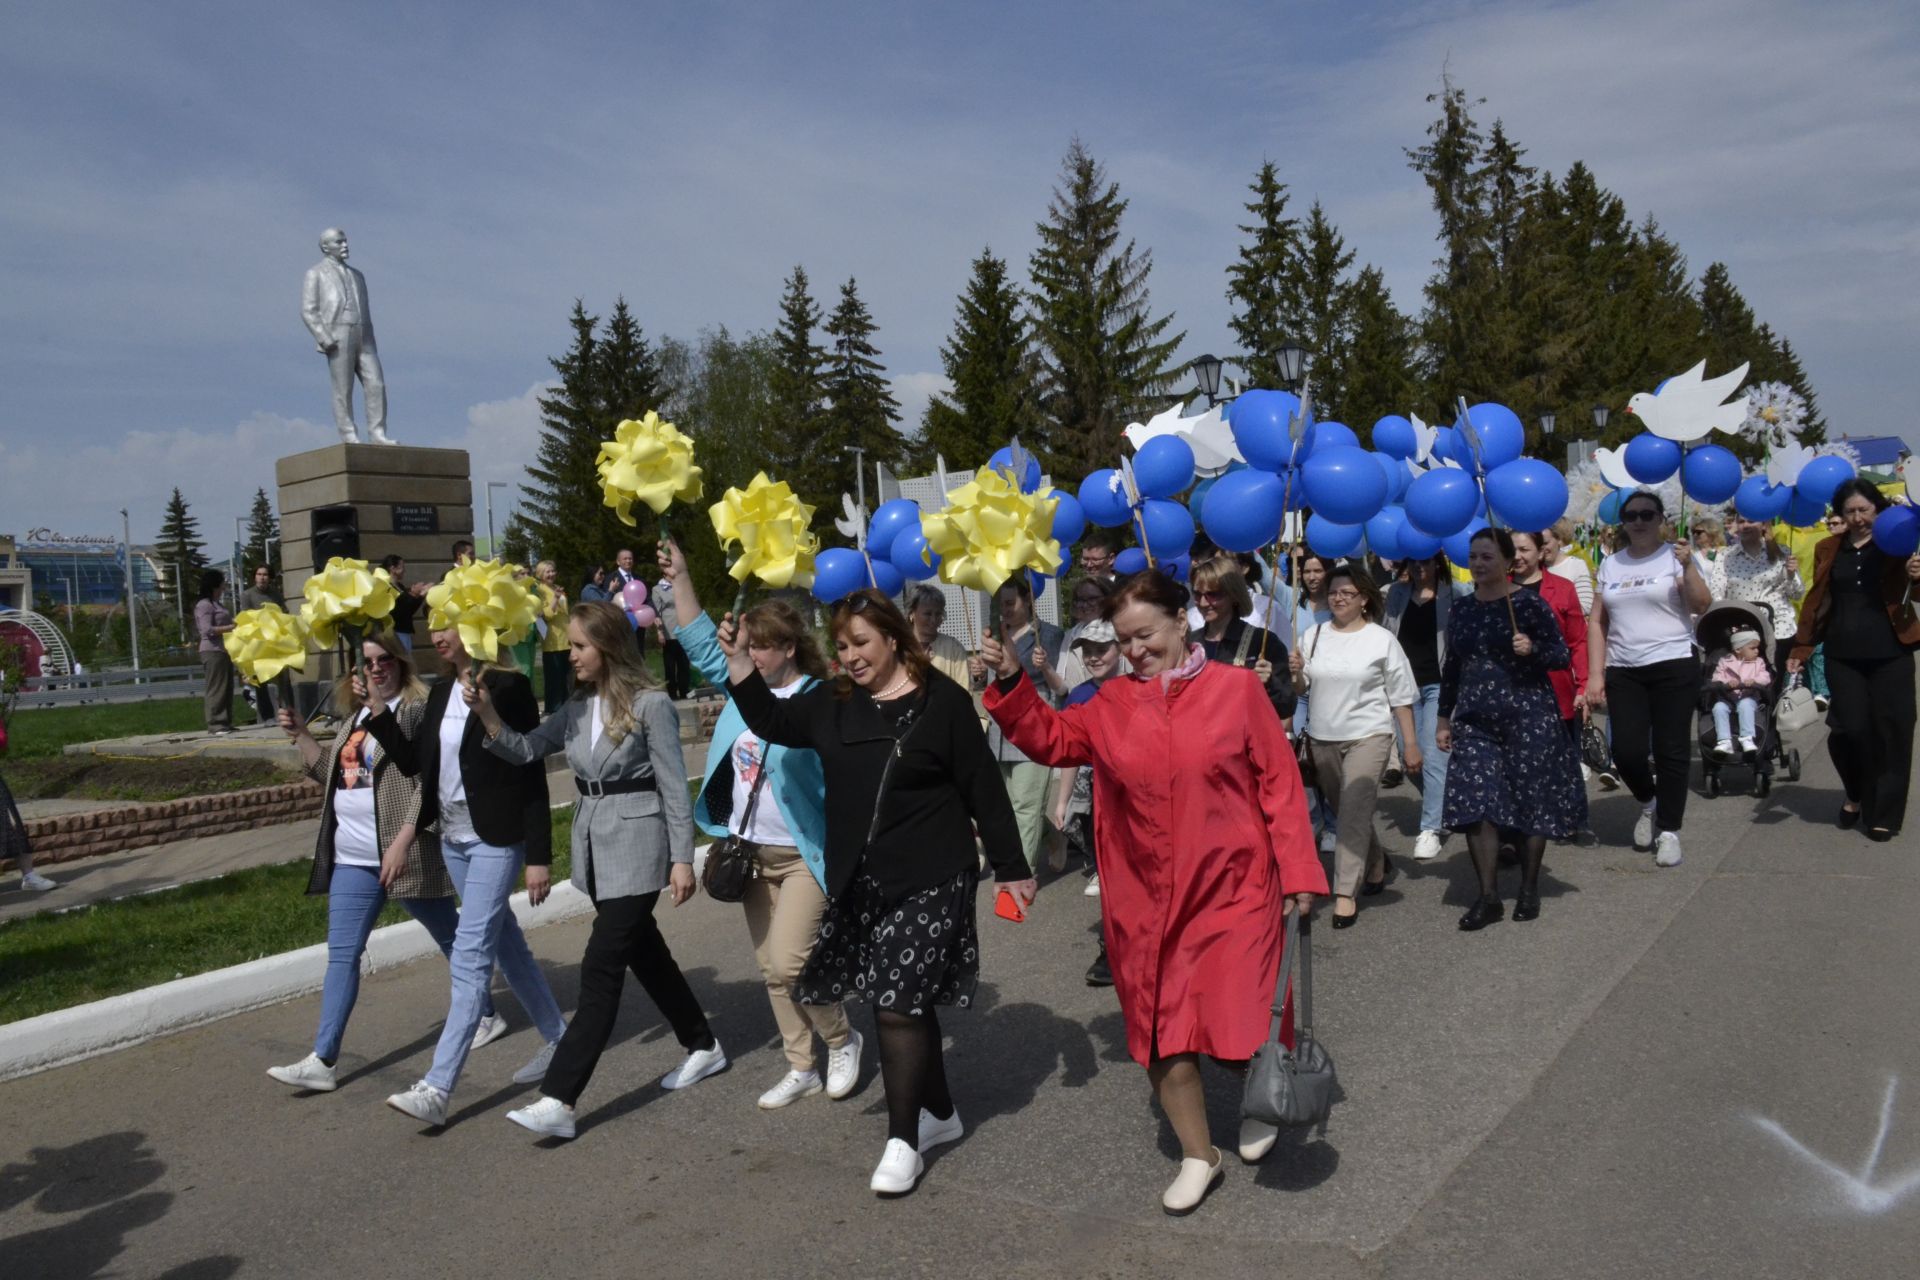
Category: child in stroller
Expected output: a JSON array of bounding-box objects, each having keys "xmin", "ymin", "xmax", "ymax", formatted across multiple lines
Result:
[
  {"xmin": 1695, "ymin": 600, "xmax": 1803, "ymax": 798},
  {"xmin": 1708, "ymin": 627, "xmax": 1771, "ymax": 759}
]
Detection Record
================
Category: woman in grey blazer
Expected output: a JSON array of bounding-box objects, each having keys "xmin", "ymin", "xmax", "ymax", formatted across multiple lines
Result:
[{"xmin": 470, "ymin": 600, "xmax": 722, "ymax": 1141}]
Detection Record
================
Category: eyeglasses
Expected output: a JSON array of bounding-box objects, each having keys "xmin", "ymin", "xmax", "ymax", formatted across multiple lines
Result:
[
  {"xmin": 1620, "ymin": 510, "xmax": 1661, "ymax": 524},
  {"xmin": 1327, "ymin": 589, "xmax": 1362, "ymax": 602}
]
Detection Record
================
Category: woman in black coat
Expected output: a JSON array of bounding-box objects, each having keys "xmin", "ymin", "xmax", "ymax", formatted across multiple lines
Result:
[{"xmin": 718, "ymin": 589, "xmax": 1036, "ymax": 1199}]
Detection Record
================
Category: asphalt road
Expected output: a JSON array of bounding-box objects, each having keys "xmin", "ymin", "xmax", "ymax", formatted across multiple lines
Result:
[{"xmin": 3, "ymin": 719, "xmax": 1916, "ymax": 1280}]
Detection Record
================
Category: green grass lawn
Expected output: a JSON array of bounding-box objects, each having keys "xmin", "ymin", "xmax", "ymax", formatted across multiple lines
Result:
[{"xmin": 3, "ymin": 698, "xmax": 208, "ymax": 759}]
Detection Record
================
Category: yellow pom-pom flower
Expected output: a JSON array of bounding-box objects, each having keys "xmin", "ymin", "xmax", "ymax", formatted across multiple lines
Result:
[
  {"xmin": 424, "ymin": 559, "xmax": 544, "ymax": 665},
  {"xmin": 224, "ymin": 603, "xmax": 311, "ymax": 685},
  {"xmin": 299, "ymin": 557, "xmax": 399, "ymax": 648},
  {"xmin": 923, "ymin": 467, "xmax": 1061, "ymax": 594},
  {"xmin": 710, "ymin": 472, "xmax": 819, "ymax": 588},
  {"xmin": 596, "ymin": 410, "xmax": 704, "ymax": 526}
]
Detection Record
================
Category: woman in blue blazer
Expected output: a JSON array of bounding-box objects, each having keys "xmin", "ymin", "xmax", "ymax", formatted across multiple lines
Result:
[{"xmin": 660, "ymin": 541, "xmax": 862, "ymax": 1110}]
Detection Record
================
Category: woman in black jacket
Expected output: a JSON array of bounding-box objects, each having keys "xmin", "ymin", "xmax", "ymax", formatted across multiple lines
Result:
[
  {"xmin": 719, "ymin": 588, "xmax": 1036, "ymax": 1199},
  {"xmin": 1188, "ymin": 554, "xmax": 1295, "ymax": 725},
  {"xmin": 362, "ymin": 626, "xmax": 568, "ymax": 1128}
]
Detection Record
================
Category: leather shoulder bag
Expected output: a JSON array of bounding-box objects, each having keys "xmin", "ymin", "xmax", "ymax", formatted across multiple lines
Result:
[
  {"xmin": 702, "ymin": 746, "xmax": 771, "ymax": 904},
  {"xmin": 1242, "ymin": 910, "xmax": 1337, "ymax": 1129}
]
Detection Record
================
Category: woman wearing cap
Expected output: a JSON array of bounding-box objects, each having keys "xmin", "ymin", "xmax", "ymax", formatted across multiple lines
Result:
[
  {"xmin": 1051, "ymin": 618, "xmax": 1124, "ymax": 982},
  {"xmin": 1189, "ymin": 555, "xmax": 1294, "ymax": 725},
  {"xmin": 983, "ymin": 569, "xmax": 1324, "ymax": 1215}
]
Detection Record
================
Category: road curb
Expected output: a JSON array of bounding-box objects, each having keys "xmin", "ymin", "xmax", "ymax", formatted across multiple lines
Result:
[{"xmin": 0, "ymin": 882, "xmax": 595, "ymax": 1082}]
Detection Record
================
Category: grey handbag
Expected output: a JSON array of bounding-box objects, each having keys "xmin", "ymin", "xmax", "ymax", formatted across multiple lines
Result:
[
  {"xmin": 1775, "ymin": 677, "xmax": 1818, "ymax": 735},
  {"xmin": 1241, "ymin": 911, "xmax": 1336, "ymax": 1128}
]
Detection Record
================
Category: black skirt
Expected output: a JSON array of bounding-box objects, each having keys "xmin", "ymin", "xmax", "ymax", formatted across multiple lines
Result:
[
  {"xmin": 797, "ymin": 864, "xmax": 980, "ymax": 1015},
  {"xmin": 1, "ymin": 771, "xmax": 30, "ymax": 866}
]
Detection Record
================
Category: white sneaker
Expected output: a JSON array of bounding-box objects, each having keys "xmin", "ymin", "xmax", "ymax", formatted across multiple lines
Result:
[
  {"xmin": 470, "ymin": 1012, "xmax": 509, "ymax": 1052},
  {"xmin": 506, "ymin": 1095, "xmax": 576, "ymax": 1140},
  {"xmin": 1814, "ymin": 694, "xmax": 1830, "ymax": 712},
  {"xmin": 1633, "ymin": 800, "xmax": 1656, "ymax": 851},
  {"xmin": 918, "ymin": 1106, "xmax": 964, "ymax": 1151},
  {"xmin": 1412, "ymin": 830, "xmax": 1443, "ymax": 861},
  {"xmin": 512, "ymin": 1038, "xmax": 559, "ymax": 1086},
  {"xmin": 870, "ymin": 1138, "xmax": 924, "ymax": 1195},
  {"xmin": 266, "ymin": 1052, "xmax": 337, "ymax": 1092},
  {"xmin": 19, "ymin": 871, "xmax": 55, "ymax": 892},
  {"xmin": 757, "ymin": 1069, "xmax": 824, "ymax": 1110},
  {"xmin": 1711, "ymin": 739, "xmax": 1733, "ymax": 761},
  {"xmin": 1162, "ymin": 1147, "xmax": 1225, "ymax": 1215},
  {"xmin": 385, "ymin": 1081, "xmax": 448, "ymax": 1127},
  {"xmin": 1083, "ymin": 871, "xmax": 1101, "ymax": 897},
  {"xmin": 1318, "ymin": 830, "xmax": 1336, "ymax": 855},
  {"xmin": 1737, "ymin": 736, "xmax": 1758, "ymax": 755},
  {"xmin": 1238, "ymin": 1116, "xmax": 1279, "ymax": 1163},
  {"xmin": 661, "ymin": 1040, "xmax": 728, "ymax": 1090},
  {"xmin": 1597, "ymin": 769, "xmax": 1620, "ymax": 791},
  {"xmin": 1654, "ymin": 831, "xmax": 1683, "ymax": 867},
  {"xmin": 825, "ymin": 1029, "xmax": 862, "ymax": 1100}
]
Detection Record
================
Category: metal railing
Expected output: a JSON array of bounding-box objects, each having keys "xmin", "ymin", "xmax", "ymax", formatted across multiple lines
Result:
[{"xmin": 11, "ymin": 665, "xmax": 204, "ymax": 708}]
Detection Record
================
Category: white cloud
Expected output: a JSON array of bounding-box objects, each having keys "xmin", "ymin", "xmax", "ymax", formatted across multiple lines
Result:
[{"xmin": 890, "ymin": 371, "xmax": 951, "ymax": 435}]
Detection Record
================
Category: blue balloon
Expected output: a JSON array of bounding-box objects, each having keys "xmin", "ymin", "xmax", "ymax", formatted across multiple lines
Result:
[
  {"xmin": 1138, "ymin": 498, "xmax": 1196, "ymax": 558},
  {"xmin": 889, "ymin": 525, "xmax": 941, "ymax": 580},
  {"xmin": 1365, "ymin": 506, "xmax": 1408, "ymax": 560},
  {"xmin": 1397, "ymin": 526, "xmax": 1443, "ymax": 560},
  {"xmin": 865, "ymin": 498, "xmax": 921, "ymax": 560},
  {"xmin": 1188, "ymin": 474, "xmax": 1217, "ymax": 515},
  {"xmin": 1164, "ymin": 553, "xmax": 1191, "ymax": 582},
  {"xmin": 1200, "ymin": 468, "xmax": 1286, "ymax": 552},
  {"xmin": 1302, "ymin": 445, "xmax": 1389, "ymax": 524},
  {"xmin": 1733, "ymin": 475, "xmax": 1792, "ymax": 522},
  {"xmin": 1114, "ymin": 547, "xmax": 1149, "ymax": 576},
  {"xmin": 1079, "ymin": 469, "xmax": 1134, "ymax": 528},
  {"xmin": 1045, "ymin": 489, "xmax": 1086, "ymax": 546},
  {"xmin": 987, "ymin": 446, "xmax": 1042, "ymax": 493},
  {"xmin": 1680, "ymin": 444, "xmax": 1742, "ymax": 505},
  {"xmin": 1133, "ymin": 436, "xmax": 1196, "ymax": 499},
  {"xmin": 1027, "ymin": 569, "xmax": 1049, "ymax": 600},
  {"xmin": 1785, "ymin": 490, "xmax": 1830, "ymax": 528},
  {"xmin": 1307, "ymin": 514, "xmax": 1365, "ymax": 558},
  {"xmin": 1431, "ymin": 426, "xmax": 1463, "ymax": 466},
  {"xmin": 1462, "ymin": 403, "xmax": 1525, "ymax": 472},
  {"xmin": 1874, "ymin": 505, "xmax": 1920, "ymax": 558},
  {"xmin": 1372, "ymin": 451, "xmax": 1410, "ymax": 503},
  {"xmin": 1484, "ymin": 458, "xmax": 1569, "ymax": 532},
  {"xmin": 1794, "ymin": 455, "xmax": 1856, "ymax": 510},
  {"xmin": 1405, "ymin": 467, "xmax": 1480, "ymax": 537},
  {"xmin": 1310, "ymin": 421, "xmax": 1360, "ymax": 453},
  {"xmin": 1624, "ymin": 433, "xmax": 1682, "ymax": 484},
  {"xmin": 1228, "ymin": 390, "xmax": 1310, "ymax": 472},
  {"xmin": 1441, "ymin": 516, "xmax": 1490, "ymax": 566},
  {"xmin": 1372, "ymin": 415, "xmax": 1417, "ymax": 461},
  {"xmin": 811, "ymin": 547, "xmax": 870, "ymax": 603},
  {"xmin": 867, "ymin": 559, "xmax": 905, "ymax": 597},
  {"xmin": 1598, "ymin": 489, "xmax": 1626, "ymax": 525}
]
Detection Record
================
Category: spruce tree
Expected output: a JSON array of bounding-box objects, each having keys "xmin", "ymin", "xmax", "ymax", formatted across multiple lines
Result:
[
  {"xmin": 804, "ymin": 277, "xmax": 904, "ymax": 508},
  {"xmin": 767, "ymin": 266, "xmax": 828, "ymax": 486},
  {"xmin": 156, "ymin": 487, "xmax": 205, "ymax": 627},
  {"xmin": 1028, "ymin": 138, "xmax": 1184, "ymax": 478},
  {"xmin": 1340, "ymin": 267, "xmax": 1421, "ymax": 431},
  {"xmin": 242, "ymin": 488, "xmax": 280, "ymax": 577},
  {"xmin": 1295, "ymin": 202, "xmax": 1357, "ymax": 416},
  {"xmin": 1406, "ymin": 77, "xmax": 1491, "ymax": 413},
  {"xmin": 1224, "ymin": 161, "xmax": 1304, "ymax": 388},
  {"xmin": 596, "ymin": 297, "xmax": 667, "ymax": 421},
  {"xmin": 918, "ymin": 249, "xmax": 1041, "ymax": 470},
  {"xmin": 520, "ymin": 301, "xmax": 630, "ymax": 587}
]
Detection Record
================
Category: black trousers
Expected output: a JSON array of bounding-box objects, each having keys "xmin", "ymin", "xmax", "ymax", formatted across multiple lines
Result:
[
  {"xmin": 542, "ymin": 891, "xmax": 714, "ymax": 1106},
  {"xmin": 1825, "ymin": 652, "xmax": 1916, "ymax": 834},
  {"xmin": 1605, "ymin": 655, "xmax": 1701, "ymax": 833},
  {"xmin": 661, "ymin": 638, "xmax": 691, "ymax": 700}
]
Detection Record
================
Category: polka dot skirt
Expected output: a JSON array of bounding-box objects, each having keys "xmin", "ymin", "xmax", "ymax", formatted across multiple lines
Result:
[{"xmin": 797, "ymin": 865, "xmax": 980, "ymax": 1015}]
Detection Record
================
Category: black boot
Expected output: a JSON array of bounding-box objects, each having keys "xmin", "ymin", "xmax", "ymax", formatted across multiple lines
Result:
[{"xmin": 1085, "ymin": 946, "xmax": 1113, "ymax": 987}]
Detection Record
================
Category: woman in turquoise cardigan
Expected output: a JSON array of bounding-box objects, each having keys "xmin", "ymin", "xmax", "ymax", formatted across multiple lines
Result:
[{"xmin": 658, "ymin": 542, "xmax": 863, "ymax": 1109}]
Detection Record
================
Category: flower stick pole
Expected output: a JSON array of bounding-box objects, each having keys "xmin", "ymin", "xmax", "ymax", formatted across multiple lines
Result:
[
  {"xmin": 935, "ymin": 458, "xmax": 978, "ymax": 649},
  {"xmin": 1457, "ymin": 395, "xmax": 1517, "ymax": 633},
  {"xmin": 1118, "ymin": 456, "xmax": 1155, "ymax": 570}
]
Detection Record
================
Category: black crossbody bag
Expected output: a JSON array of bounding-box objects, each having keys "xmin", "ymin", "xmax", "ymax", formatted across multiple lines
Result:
[{"xmin": 702, "ymin": 757, "xmax": 770, "ymax": 904}]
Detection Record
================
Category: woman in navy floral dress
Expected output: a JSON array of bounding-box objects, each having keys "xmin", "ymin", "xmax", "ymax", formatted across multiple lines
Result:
[{"xmin": 1438, "ymin": 528, "xmax": 1588, "ymax": 931}]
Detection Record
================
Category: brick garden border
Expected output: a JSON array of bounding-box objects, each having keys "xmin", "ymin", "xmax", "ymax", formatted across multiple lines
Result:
[{"xmin": 6, "ymin": 781, "xmax": 322, "ymax": 870}]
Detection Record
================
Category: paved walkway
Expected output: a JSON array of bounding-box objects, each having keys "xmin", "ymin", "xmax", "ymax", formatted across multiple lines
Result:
[{"xmin": 3, "ymin": 720, "xmax": 1917, "ymax": 1278}]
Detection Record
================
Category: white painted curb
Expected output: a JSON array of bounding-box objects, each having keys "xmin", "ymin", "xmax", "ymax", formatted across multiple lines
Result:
[{"xmin": 0, "ymin": 882, "xmax": 595, "ymax": 1082}]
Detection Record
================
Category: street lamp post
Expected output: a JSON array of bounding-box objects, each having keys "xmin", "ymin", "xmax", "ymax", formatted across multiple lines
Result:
[
  {"xmin": 1591, "ymin": 405, "xmax": 1610, "ymax": 434},
  {"xmin": 1275, "ymin": 341, "xmax": 1308, "ymax": 392},
  {"xmin": 1540, "ymin": 413, "xmax": 1556, "ymax": 438},
  {"xmin": 484, "ymin": 481, "xmax": 509, "ymax": 559},
  {"xmin": 849, "ymin": 446, "xmax": 868, "ymax": 516},
  {"xmin": 1189, "ymin": 353, "xmax": 1224, "ymax": 408},
  {"xmin": 121, "ymin": 507, "xmax": 140, "ymax": 672}
]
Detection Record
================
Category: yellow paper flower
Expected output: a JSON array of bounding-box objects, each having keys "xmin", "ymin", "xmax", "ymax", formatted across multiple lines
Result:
[
  {"xmin": 596, "ymin": 410, "xmax": 704, "ymax": 525},
  {"xmin": 710, "ymin": 472, "xmax": 820, "ymax": 588},
  {"xmin": 299, "ymin": 557, "xmax": 399, "ymax": 648},
  {"xmin": 923, "ymin": 467, "xmax": 1061, "ymax": 594},
  {"xmin": 224, "ymin": 603, "xmax": 310, "ymax": 685},
  {"xmin": 425, "ymin": 558, "xmax": 544, "ymax": 664}
]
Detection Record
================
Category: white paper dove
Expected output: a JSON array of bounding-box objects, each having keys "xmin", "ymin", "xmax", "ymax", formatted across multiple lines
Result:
[
  {"xmin": 1409, "ymin": 412, "xmax": 1439, "ymax": 466},
  {"xmin": 1626, "ymin": 360, "xmax": 1751, "ymax": 443},
  {"xmin": 1767, "ymin": 441, "xmax": 1813, "ymax": 488},
  {"xmin": 1595, "ymin": 445, "xmax": 1637, "ymax": 490},
  {"xmin": 834, "ymin": 492, "xmax": 866, "ymax": 545},
  {"xmin": 1904, "ymin": 456, "xmax": 1917, "ymax": 505},
  {"xmin": 1124, "ymin": 399, "xmax": 1242, "ymax": 477}
]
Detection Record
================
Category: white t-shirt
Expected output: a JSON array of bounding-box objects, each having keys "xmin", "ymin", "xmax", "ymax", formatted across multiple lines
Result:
[
  {"xmin": 1598, "ymin": 546, "xmax": 1696, "ymax": 668},
  {"xmin": 730, "ymin": 678, "xmax": 804, "ymax": 846},
  {"xmin": 1300, "ymin": 621, "xmax": 1418, "ymax": 741},
  {"xmin": 587, "ymin": 692, "xmax": 605, "ymax": 756},
  {"xmin": 333, "ymin": 700, "xmax": 398, "ymax": 867},
  {"xmin": 437, "ymin": 691, "xmax": 478, "ymax": 844}
]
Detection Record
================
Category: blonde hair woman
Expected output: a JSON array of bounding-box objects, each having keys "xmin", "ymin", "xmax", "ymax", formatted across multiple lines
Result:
[{"xmin": 535, "ymin": 559, "xmax": 572, "ymax": 713}]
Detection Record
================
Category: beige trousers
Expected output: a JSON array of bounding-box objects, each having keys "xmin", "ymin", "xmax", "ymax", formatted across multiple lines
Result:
[
  {"xmin": 742, "ymin": 843, "xmax": 852, "ymax": 1071},
  {"xmin": 1308, "ymin": 734, "xmax": 1393, "ymax": 898}
]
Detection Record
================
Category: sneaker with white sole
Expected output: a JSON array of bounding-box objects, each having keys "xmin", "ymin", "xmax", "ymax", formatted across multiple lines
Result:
[
  {"xmin": 1597, "ymin": 769, "xmax": 1620, "ymax": 791},
  {"xmin": 1711, "ymin": 739, "xmax": 1733, "ymax": 761},
  {"xmin": 1737, "ymin": 736, "xmax": 1757, "ymax": 755},
  {"xmin": 758, "ymin": 1069, "xmax": 824, "ymax": 1110},
  {"xmin": 918, "ymin": 1106, "xmax": 964, "ymax": 1151},
  {"xmin": 512, "ymin": 1038, "xmax": 560, "ymax": 1086},
  {"xmin": 1238, "ymin": 1116, "xmax": 1278, "ymax": 1163},
  {"xmin": 266, "ymin": 1052, "xmax": 337, "ymax": 1092},
  {"xmin": 1654, "ymin": 830, "xmax": 1683, "ymax": 867},
  {"xmin": 661, "ymin": 1040, "xmax": 728, "ymax": 1090},
  {"xmin": 1632, "ymin": 800, "xmax": 1656, "ymax": 851},
  {"xmin": 825, "ymin": 1029, "xmax": 862, "ymax": 1100},
  {"xmin": 470, "ymin": 1012, "xmax": 509, "ymax": 1052},
  {"xmin": 506, "ymin": 1095, "xmax": 576, "ymax": 1140},
  {"xmin": 1083, "ymin": 871, "xmax": 1101, "ymax": 897},
  {"xmin": 870, "ymin": 1138, "xmax": 924, "ymax": 1195},
  {"xmin": 386, "ymin": 1081, "xmax": 448, "ymax": 1127},
  {"xmin": 1412, "ymin": 830, "xmax": 1443, "ymax": 861},
  {"xmin": 19, "ymin": 871, "xmax": 56, "ymax": 892},
  {"xmin": 1317, "ymin": 831, "xmax": 1336, "ymax": 855}
]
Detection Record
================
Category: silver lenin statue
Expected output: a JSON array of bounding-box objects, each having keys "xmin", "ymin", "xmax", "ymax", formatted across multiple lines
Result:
[{"xmin": 301, "ymin": 228, "xmax": 395, "ymax": 445}]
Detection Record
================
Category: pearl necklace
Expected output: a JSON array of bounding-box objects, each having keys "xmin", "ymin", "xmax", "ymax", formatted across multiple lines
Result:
[{"xmin": 873, "ymin": 671, "xmax": 914, "ymax": 701}]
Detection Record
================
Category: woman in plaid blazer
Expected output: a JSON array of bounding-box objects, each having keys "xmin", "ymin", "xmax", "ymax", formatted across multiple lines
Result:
[{"xmin": 265, "ymin": 630, "xmax": 485, "ymax": 1094}]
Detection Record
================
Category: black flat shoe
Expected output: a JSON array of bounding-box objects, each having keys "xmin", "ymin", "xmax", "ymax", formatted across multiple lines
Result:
[
  {"xmin": 1458, "ymin": 896, "xmax": 1505, "ymax": 931},
  {"xmin": 1838, "ymin": 806, "xmax": 1861, "ymax": 830},
  {"xmin": 1512, "ymin": 888, "xmax": 1541, "ymax": 922},
  {"xmin": 1085, "ymin": 948, "xmax": 1113, "ymax": 987},
  {"xmin": 1868, "ymin": 828, "xmax": 1895, "ymax": 843}
]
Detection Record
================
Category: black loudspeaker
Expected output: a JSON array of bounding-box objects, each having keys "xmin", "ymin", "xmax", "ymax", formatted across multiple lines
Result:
[{"xmin": 310, "ymin": 505, "xmax": 360, "ymax": 566}]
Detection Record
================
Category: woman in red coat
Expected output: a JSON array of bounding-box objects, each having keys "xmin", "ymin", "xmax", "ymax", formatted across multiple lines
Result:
[
  {"xmin": 1511, "ymin": 531, "xmax": 1589, "ymax": 725},
  {"xmin": 981, "ymin": 569, "xmax": 1325, "ymax": 1217}
]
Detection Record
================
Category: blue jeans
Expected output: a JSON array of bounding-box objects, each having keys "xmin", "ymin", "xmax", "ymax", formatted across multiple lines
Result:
[
  {"xmin": 1393, "ymin": 683, "xmax": 1450, "ymax": 834},
  {"xmin": 425, "ymin": 838, "xmax": 568, "ymax": 1094},
  {"xmin": 314, "ymin": 863, "xmax": 475, "ymax": 1062},
  {"xmin": 1712, "ymin": 697, "xmax": 1758, "ymax": 741},
  {"xmin": 1296, "ymin": 693, "xmax": 1338, "ymax": 840}
]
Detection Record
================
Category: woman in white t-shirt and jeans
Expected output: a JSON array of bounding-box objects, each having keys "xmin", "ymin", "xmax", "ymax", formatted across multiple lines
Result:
[
  {"xmin": 1588, "ymin": 489, "xmax": 1712, "ymax": 865},
  {"xmin": 1289, "ymin": 563, "xmax": 1420, "ymax": 928}
]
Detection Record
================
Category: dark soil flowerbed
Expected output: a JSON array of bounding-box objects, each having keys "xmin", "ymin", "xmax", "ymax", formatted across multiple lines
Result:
[{"xmin": 4, "ymin": 757, "xmax": 298, "ymax": 804}]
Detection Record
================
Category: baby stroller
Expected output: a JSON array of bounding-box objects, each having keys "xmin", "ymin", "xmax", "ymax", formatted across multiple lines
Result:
[{"xmin": 1695, "ymin": 599, "xmax": 1801, "ymax": 798}]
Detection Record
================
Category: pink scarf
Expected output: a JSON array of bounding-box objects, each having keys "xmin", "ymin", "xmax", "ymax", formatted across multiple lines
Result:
[{"xmin": 1158, "ymin": 642, "xmax": 1209, "ymax": 691}]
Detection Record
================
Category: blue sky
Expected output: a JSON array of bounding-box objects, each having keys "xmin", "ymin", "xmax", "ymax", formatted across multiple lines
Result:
[{"xmin": 3, "ymin": 0, "xmax": 1914, "ymax": 550}]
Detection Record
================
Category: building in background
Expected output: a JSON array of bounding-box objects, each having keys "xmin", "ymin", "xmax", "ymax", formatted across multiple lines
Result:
[
  {"xmin": 6, "ymin": 530, "xmax": 166, "ymax": 609},
  {"xmin": 0, "ymin": 536, "xmax": 30, "ymax": 612}
]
